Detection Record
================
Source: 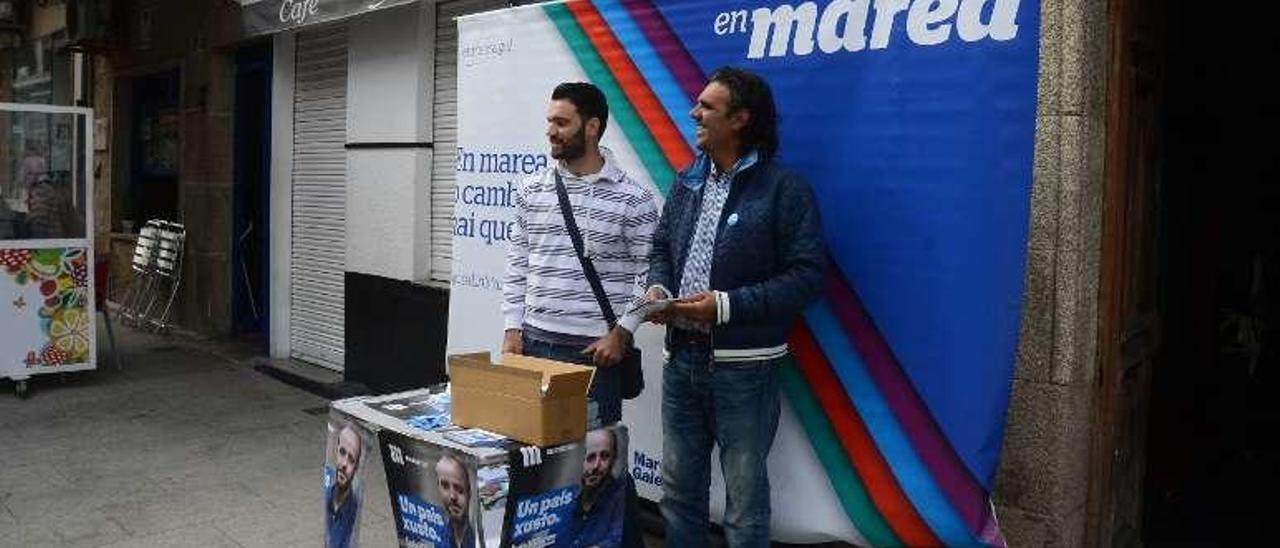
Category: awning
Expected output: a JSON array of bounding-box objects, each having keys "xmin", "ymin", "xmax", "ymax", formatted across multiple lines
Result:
[{"xmin": 236, "ymin": 0, "xmax": 420, "ymax": 36}]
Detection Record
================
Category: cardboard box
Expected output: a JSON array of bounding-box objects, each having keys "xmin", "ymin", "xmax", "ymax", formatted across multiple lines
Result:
[{"xmin": 448, "ymin": 352, "xmax": 595, "ymax": 446}]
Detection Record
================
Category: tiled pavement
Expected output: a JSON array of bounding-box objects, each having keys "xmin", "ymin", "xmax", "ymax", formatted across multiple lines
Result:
[{"xmin": 0, "ymin": 326, "xmax": 396, "ymax": 548}]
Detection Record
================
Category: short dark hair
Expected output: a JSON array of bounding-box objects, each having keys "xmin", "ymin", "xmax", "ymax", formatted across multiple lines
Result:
[
  {"xmin": 708, "ymin": 67, "xmax": 779, "ymax": 160},
  {"xmin": 551, "ymin": 82, "xmax": 609, "ymax": 137}
]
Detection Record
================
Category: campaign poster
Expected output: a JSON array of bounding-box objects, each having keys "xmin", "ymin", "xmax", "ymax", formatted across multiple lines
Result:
[
  {"xmin": 381, "ymin": 428, "xmax": 491, "ymax": 548},
  {"xmin": 502, "ymin": 425, "xmax": 628, "ymax": 548},
  {"xmin": 323, "ymin": 412, "xmax": 376, "ymax": 548}
]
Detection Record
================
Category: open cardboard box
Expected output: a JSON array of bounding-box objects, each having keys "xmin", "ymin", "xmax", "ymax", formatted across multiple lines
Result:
[{"xmin": 448, "ymin": 352, "xmax": 595, "ymax": 446}]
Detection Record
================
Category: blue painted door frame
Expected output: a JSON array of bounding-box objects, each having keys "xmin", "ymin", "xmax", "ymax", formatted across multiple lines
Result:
[{"xmin": 233, "ymin": 43, "xmax": 272, "ymax": 339}]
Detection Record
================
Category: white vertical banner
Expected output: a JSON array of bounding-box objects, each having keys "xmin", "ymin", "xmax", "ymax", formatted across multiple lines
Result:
[
  {"xmin": 446, "ymin": 4, "xmax": 662, "ymax": 364},
  {"xmin": 447, "ymin": 0, "xmax": 670, "ymax": 503}
]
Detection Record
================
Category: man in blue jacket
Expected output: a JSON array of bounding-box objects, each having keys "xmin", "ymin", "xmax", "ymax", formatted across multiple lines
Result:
[{"xmin": 644, "ymin": 67, "xmax": 825, "ymax": 548}]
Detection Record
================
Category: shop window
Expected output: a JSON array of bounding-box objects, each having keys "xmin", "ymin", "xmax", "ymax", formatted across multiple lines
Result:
[
  {"xmin": 118, "ymin": 69, "xmax": 178, "ymax": 230},
  {"xmin": 0, "ymin": 109, "xmax": 88, "ymax": 241},
  {"xmin": 5, "ymin": 30, "xmax": 74, "ymax": 105}
]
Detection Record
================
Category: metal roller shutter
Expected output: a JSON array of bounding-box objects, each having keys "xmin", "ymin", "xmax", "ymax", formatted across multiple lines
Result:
[
  {"xmin": 291, "ymin": 25, "xmax": 349, "ymax": 370},
  {"xmin": 429, "ymin": 0, "xmax": 510, "ymax": 283}
]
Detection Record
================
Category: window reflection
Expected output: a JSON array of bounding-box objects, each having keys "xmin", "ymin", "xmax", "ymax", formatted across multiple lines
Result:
[{"xmin": 1, "ymin": 110, "xmax": 87, "ymax": 241}]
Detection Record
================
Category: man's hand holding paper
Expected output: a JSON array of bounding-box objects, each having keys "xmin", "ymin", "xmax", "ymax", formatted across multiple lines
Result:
[{"xmin": 636, "ymin": 286, "xmax": 676, "ymax": 324}]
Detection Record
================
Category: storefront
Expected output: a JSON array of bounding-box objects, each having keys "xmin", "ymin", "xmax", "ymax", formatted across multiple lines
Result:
[
  {"xmin": 252, "ymin": 0, "xmax": 507, "ymax": 389},
  {"xmin": 284, "ymin": 23, "xmax": 349, "ymax": 370}
]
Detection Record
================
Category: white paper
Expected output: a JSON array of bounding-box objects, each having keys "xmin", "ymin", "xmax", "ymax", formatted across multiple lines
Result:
[{"xmin": 625, "ymin": 298, "xmax": 674, "ymax": 320}]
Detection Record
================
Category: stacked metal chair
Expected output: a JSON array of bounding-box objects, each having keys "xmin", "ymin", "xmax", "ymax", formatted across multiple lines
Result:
[
  {"xmin": 119, "ymin": 220, "xmax": 186, "ymax": 332},
  {"xmin": 147, "ymin": 222, "xmax": 186, "ymax": 332},
  {"xmin": 119, "ymin": 220, "xmax": 161, "ymax": 325}
]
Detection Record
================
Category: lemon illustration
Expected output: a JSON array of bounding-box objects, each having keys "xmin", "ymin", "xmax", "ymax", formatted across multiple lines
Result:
[{"xmin": 50, "ymin": 308, "xmax": 90, "ymax": 362}]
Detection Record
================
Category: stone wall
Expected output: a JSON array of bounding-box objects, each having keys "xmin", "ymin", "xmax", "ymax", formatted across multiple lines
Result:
[
  {"xmin": 93, "ymin": 56, "xmax": 112, "ymax": 252},
  {"xmin": 174, "ymin": 49, "xmax": 235, "ymax": 335},
  {"xmin": 104, "ymin": 0, "xmax": 235, "ymax": 335},
  {"xmin": 993, "ymin": 0, "xmax": 1109, "ymax": 545}
]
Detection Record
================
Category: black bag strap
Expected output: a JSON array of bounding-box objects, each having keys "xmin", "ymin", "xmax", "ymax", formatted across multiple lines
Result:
[{"xmin": 553, "ymin": 169, "xmax": 618, "ymax": 328}]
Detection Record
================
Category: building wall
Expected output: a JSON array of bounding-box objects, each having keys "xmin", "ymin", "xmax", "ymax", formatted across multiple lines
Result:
[
  {"xmin": 993, "ymin": 0, "xmax": 1109, "ymax": 545},
  {"xmin": 106, "ymin": 0, "xmax": 237, "ymax": 335},
  {"xmin": 267, "ymin": 3, "xmax": 449, "ymax": 389},
  {"xmin": 269, "ymin": 32, "xmax": 295, "ymax": 359},
  {"xmin": 92, "ymin": 54, "xmax": 126, "ymax": 307},
  {"xmin": 345, "ymin": 4, "xmax": 433, "ymax": 282},
  {"xmin": 92, "ymin": 56, "xmax": 112, "ymax": 253},
  {"xmin": 175, "ymin": 48, "xmax": 235, "ymax": 335}
]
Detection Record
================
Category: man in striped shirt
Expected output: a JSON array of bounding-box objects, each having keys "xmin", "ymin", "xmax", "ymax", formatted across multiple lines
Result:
[{"xmin": 501, "ymin": 82, "xmax": 659, "ymax": 428}]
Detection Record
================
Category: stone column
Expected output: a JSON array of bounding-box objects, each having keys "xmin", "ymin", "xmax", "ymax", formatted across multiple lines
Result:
[{"xmin": 994, "ymin": 0, "xmax": 1109, "ymax": 545}]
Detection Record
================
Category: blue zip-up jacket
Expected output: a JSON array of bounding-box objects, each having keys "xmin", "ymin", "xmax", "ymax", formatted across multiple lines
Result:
[{"xmin": 648, "ymin": 152, "xmax": 825, "ymax": 359}]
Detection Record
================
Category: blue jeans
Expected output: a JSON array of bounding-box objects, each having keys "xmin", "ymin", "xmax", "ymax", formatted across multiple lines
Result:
[
  {"xmin": 661, "ymin": 346, "xmax": 781, "ymax": 548},
  {"xmin": 521, "ymin": 334, "xmax": 622, "ymax": 429}
]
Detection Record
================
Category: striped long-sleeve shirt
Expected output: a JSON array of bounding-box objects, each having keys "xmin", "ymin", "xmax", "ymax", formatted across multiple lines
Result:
[{"xmin": 503, "ymin": 150, "xmax": 659, "ymax": 339}]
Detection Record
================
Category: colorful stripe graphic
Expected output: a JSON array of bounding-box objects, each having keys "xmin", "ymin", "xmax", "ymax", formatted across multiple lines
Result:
[
  {"xmin": 563, "ymin": 0, "xmax": 694, "ymax": 170},
  {"xmin": 618, "ymin": 0, "xmax": 705, "ymax": 102},
  {"xmin": 593, "ymin": 0, "xmax": 698, "ymax": 144},
  {"xmin": 541, "ymin": 1, "xmax": 1002, "ymax": 545},
  {"xmin": 543, "ymin": 2, "xmax": 674, "ymax": 193},
  {"xmin": 779, "ymin": 360, "xmax": 897, "ymax": 547},
  {"xmin": 826, "ymin": 270, "xmax": 995, "ymax": 536},
  {"xmin": 791, "ymin": 323, "xmax": 942, "ymax": 547},
  {"xmin": 807, "ymin": 302, "xmax": 979, "ymax": 546}
]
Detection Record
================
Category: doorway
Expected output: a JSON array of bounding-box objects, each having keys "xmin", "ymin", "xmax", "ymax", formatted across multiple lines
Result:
[
  {"xmin": 1091, "ymin": 1, "xmax": 1279, "ymax": 545},
  {"xmin": 129, "ymin": 70, "xmax": 179, "ymax": 225},
  {"xmin": 1138, "ymin": 2, "xmax": 1279, "ymax": 545},
  {"xmin": 233, "ymin": 43, "xmax": 272, "ymax": 343}
]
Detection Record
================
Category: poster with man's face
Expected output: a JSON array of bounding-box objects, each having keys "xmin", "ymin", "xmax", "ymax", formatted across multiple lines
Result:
[
  {"xmin": 500, "ymin": 425, "xmax": 629, "ymax": 548},
  {"xmin": 380, "ymin": 428, "xmax": 494, "ymax": 548},
  {"xmin": 323, "ymin": 412, "xmax": 374, "ymax": 548},
  {"xmin": 570, "ymin": 426, "xmax": 630, "ymax": 548}
]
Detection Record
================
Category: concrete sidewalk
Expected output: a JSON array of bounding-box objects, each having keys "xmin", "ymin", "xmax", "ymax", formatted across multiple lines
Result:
[{"xmin": 0, "ymin": 325, "xmax": 396, "ymax": 547}]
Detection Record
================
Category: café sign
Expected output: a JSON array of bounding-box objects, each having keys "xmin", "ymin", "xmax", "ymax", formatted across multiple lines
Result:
[{"xmin": 239, "ymin": 0, "xmax": 418, "ymax": 35}]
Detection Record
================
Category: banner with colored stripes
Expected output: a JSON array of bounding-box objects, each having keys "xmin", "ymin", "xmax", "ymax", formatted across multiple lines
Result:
[{"xmin": 448, "ymin": 1, "xmax": 1039, "ymax": 545}]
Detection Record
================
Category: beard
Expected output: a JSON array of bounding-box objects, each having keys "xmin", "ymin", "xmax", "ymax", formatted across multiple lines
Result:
[
  {"xmin": 579, "ymin": 473, "xmax": 612, "ymax": 511},
  {"xmin": 336, "ymin": 468, "xmax": 351, "ymax": 488},
  {"xmin": 447, "ymin": 504, "xmax": 465, "ymax": 520},
  {"xmin": 551, "ymin": 125, "xmax": 588, "ymax": 161}
]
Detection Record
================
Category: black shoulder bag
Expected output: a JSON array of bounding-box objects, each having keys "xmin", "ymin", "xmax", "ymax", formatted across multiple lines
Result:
[{"xmin": 552, "ymin": 169, "xmax": 644, "ymax": 400}]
